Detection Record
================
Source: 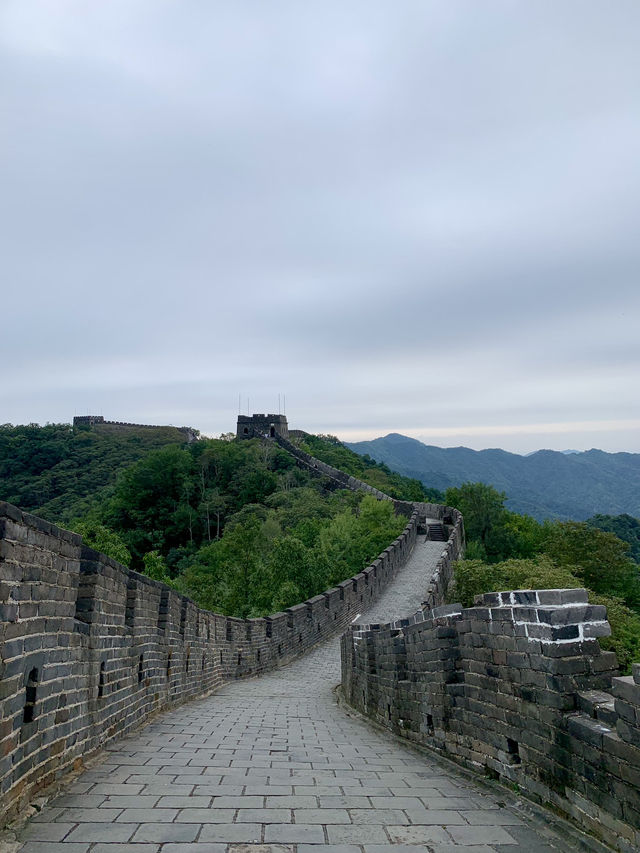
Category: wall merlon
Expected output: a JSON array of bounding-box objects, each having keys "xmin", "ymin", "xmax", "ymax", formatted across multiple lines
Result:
[{"xmin": 342, "ymin": 579, "xmax": 640, "ymax": 851}]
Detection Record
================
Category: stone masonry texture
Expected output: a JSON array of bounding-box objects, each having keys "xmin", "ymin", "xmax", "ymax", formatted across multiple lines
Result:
[
  {"xmin": 10, "ymin": 533, "xmax": 576, "ymax": 853},
  {"xmin": 342, "ymin": 587, "xmax": 640, "ymax": 851},
  {"xmin": 0, "ymin": 436, "xmax": 463, "ymax": 827},
  {"xmin": 4, "ymin": 432, "xmax": 637, "ymax": 851}
]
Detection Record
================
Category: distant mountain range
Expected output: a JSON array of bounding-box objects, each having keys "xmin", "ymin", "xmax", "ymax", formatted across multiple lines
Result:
[{"xmin": 346, "ymin": 433, "xmax": 640, "ymax": 521}]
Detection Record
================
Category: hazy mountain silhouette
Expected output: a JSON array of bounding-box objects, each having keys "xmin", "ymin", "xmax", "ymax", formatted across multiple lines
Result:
[{"xmin": 346, "ymin": 433, "xmax": 640, "ymax": 521}]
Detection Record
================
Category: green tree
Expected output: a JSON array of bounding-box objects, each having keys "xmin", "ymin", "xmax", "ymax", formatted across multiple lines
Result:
[
  {"xmin": 542, "ymin": 521, "xmax": 640, "ymax": 604},
  {"xmin": 446, "ymin": 482, "xmax": 512, "ymax": 560},
  {"xmin": 142, "ymin": 550, "xmax": 175, "ymax": 585},
  {"xmin": 73, "ymin": 520, "xmax": 131, "ymax": 566},
  {"xmin": 450, "ymin": 556, "xmax": 580, "ymax": 608},
  {"xmin": 587, "ymin": 514, "xmax": 640, "ymax": 563}
]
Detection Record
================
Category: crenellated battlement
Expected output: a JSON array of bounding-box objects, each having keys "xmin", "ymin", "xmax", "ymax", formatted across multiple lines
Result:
[
  {"xmin": 341, "ymin": 587, "xmax": 640, "ymax": 851},
  {"xmin": 4, "ymin": 425, "xmax": 639, "ymax": 849},
  {"xmin": 0, "ymin": 433, "xmax": 456, "ymax": 824}
]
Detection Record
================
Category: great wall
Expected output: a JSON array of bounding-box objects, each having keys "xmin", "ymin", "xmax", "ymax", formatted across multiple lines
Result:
[{"xmin": 1, "ymin": 414, "xmax": 639, "ymax": 851}]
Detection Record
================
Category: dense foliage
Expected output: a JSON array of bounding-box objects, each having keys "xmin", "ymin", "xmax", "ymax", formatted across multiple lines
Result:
[
  {"xmin": 587, "ymin": 513, "xmax": 640, "ymax": 563},
  {"xmin": 177, "ymin": 491, "xmax": 404, "ymax": 617},
  {"xmin": 0, "ymin": 422, "xmax": 194, "ymax": 523},
  {"xmin": 0, "ymin": 424, "xmax": 413, "ymax": 619},
  {"xmin": 445, "ymin": 482, "xmax": 640, "ymax": 673},
  {"xmin": 5, "ymin": 422, "xmax": 638, "ymax": 669},
  {"xmin": 298, "ymin": 433, "xmax": 442, "ymax": 502},
  {"xmin": 87, "ymin": 436, "xmax": 407, "ymax": 617}
]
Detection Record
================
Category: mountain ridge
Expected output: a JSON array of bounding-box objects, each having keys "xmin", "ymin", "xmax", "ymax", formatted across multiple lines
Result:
[{"xmin": 345, "ymin": 433, "xmax": 640, "ymax": 521}]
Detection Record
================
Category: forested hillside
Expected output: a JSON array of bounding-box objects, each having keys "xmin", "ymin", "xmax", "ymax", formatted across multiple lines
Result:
[
  {"xmin": 347, "ymin": 432, "xmax": 640, "ymax": 520},
  {"xmin": 587, "ymin": 513, "xmax": 640, "ymax": 562},
  {"xmin": 0, "ymin": 424, "xmax": 425, "ymax": 619},
  {"xmin": 298, "ymin": 433, "xmax": 443, "ymax": 502},
  {"xmin": 444, "ymin": 482, "xmax": 640, "ymax": 673},
  {"xmin": 0, "ymin": 422, "xmax": 195, "ymax": 523}
]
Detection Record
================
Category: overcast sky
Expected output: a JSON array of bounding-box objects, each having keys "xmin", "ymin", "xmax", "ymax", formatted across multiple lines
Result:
[{"xmin": 2, "ymin": 1, "xmax": 639, "ymax": 454}]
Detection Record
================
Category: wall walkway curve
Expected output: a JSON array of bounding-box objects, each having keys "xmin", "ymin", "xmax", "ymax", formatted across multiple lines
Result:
[{"xmin": 0, "ymin": 437, "xmax": 464, "ymax": 825}]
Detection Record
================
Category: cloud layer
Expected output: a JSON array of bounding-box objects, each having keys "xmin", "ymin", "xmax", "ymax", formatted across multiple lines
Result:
[{"xmin": 2, "ymin": 1, "xmax": 639, "ymax": 452}]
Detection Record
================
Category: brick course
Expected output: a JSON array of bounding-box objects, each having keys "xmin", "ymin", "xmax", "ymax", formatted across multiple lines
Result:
[{"xmin": 342, "ymin": 587, "xmax": 640, "ymax": 851}]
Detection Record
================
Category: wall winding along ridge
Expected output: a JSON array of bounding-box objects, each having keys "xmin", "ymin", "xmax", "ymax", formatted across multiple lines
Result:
[{"xmin": 0, "ymin": 437, "xmax": 464, "ymax": 825}]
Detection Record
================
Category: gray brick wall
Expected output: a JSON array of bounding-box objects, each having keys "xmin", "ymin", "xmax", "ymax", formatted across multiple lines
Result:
[
  {"xmin": 1, "ymin": 445, "xmax": 435, "ymax": 825},
  {"xmin": 341, "ymin": 587, "xmax": 640, "ymax": 852}
]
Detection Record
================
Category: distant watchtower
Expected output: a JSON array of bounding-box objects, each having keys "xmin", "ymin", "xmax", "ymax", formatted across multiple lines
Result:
[
  {"xmin": 73, "ymin": 415, "xmax": 105, "ymax": 426},
  {"xmin": 237, "ymin": 413, "xmax": 289, "ymax": 440}
]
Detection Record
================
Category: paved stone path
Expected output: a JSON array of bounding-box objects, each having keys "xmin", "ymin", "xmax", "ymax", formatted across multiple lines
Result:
[{"xmin": 17, "ymin": 538, "xmax": 572, "ymax": 853}]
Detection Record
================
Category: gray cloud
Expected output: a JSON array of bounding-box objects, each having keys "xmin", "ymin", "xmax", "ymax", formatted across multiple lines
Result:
[{"xmin": 2, "ymin": 1, "xmax": 639, "ymax": 453}]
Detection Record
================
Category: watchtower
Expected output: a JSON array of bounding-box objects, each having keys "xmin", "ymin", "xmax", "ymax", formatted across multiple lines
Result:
[
  {"xmin": 237, "ymin": 413, "xmax": 289, "ymax": 440},
  {"xmin": 73, "ymin": 415, "xmax": 105, "ymax": 426}
]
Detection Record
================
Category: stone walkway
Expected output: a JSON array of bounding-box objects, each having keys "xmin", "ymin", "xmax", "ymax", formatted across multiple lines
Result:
[{"xmin": 17, "ymin": 538, "xmax": 573, "ymax": 853}]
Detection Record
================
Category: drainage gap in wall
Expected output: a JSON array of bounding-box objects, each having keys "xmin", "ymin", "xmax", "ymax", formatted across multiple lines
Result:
[
  {"xmin": 266, "ymin": 621, "xmax": 272, "ymax": 638},
  {"xmin": 426, "ymin": 713, "xmax": 434, "ymax": 734},
  {"xmin": 23, "ymin": 668, "xmax": 39, "ymax": 724},
  {"xmin": 185, "ymin": 649, "xmax": 191, "ymax": 673},
  {"xmin": 98, "ymin": 661, "xmax": 106, "ymax": 698},
  {"xmin": 237, "ymin": 652, "xmax": 242, "ymax": 666},
  {"xmin": 167, "ymin": 652, "xmax": 172, "ymax": 680},
  {"xmin": 138, "ymin": 654, "xmax": 144, "ymax": 685},
  {"xmin": 507, "ymin": 738, "xmax": 521, "ymax": 764},
  {"xmin": 202, "ymin": 652, "xmax": 206, "ymax": 671}
]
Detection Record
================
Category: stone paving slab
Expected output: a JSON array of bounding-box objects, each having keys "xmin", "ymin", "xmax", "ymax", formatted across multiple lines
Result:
[{"xmin": 14, "ymin": 537, "xmax": 576, "ymax": 851}]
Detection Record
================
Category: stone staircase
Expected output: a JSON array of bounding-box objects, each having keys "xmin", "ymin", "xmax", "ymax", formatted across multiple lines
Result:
[{"xmin": 426, "ymin": 522, "xmax": 446, "ymax": 541}]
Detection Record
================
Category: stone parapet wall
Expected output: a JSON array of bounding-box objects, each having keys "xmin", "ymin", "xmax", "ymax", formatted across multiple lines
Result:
[
  {"xmin": 273, "ymin": 434, "xmax": 457, "ymax": 524},
  {"xmin": 0, "ymin": 458, "xmax": 425, "ymax": 825},
  {"xmin": 72, "ymin": 417, "xmax": 196, "ymax": 442},
  {"xmin": 341, "ymin": 589, "xmax": 640, "ymax": 852}
]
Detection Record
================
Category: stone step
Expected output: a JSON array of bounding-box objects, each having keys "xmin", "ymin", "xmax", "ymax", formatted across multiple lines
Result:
[
  {"xmin": 427, "ymin": 524, "xmax": 446, "ymax": 541},
  {"xmin": 577, "ymin": 689, "xmax": 618, "ymax": 727}
]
